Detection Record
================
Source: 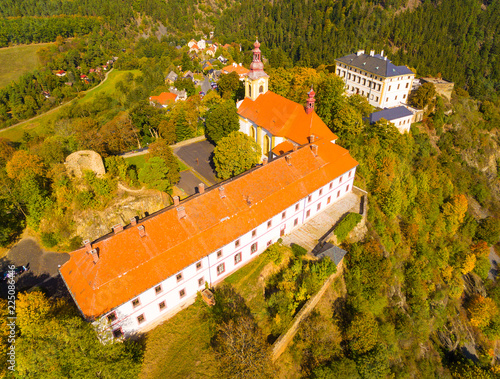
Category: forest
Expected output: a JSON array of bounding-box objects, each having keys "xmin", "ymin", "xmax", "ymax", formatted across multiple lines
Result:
[{"xmin": 0, "ymin": 0, "xmax": 499, "ymax": 377}]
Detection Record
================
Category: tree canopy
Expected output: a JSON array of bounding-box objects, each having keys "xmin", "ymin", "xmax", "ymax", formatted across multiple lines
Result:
[{"xmin": 205, "ymin": 100, "xmax": 240, "ymax": 144}]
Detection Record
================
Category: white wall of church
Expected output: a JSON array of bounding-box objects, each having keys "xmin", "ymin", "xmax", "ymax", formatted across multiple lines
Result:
[{"xmin": 103, "ymin": 166, "xmax": 357, "ymax": 338}]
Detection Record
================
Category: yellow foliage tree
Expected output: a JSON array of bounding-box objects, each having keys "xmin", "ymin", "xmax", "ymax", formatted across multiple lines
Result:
[
  {"xmin": 467, "ymin": 295, "xmax": 498, "ymax": 328},
  {"xmin": 461, "ymin": 254, "xmax": 476, "ymax": 275},
  {"xmin": 16, "ymin": 291, "xmax": 52, "ymax": 338},
  {"xmin": 443, "ymin": 194, "xmax": 468, "ymax": 234}
]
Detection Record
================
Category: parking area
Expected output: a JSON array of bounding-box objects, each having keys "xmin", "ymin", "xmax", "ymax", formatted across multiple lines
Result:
[
  {"xmin": 174, "ymin": 140, "xmax": 219, "ymax": 185},
  {"xmin": 176, "ymin": 170, "xmax": 204, "ymax": 196}
]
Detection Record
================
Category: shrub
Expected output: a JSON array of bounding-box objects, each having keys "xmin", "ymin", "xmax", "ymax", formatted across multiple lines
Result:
[
  {"xmin": 265, "ymin": 243, "xmax": 285, "ymax": 265},
  {"xmin": 41, "ymin": 232, "xmax": 59, "ymax": 248},
  {"xmin": 335, "ymin": 213, "xmax": 363, "ymax": 242},
  {"xmin": 291, "ymin": 243, "xmax": 307, "ymax": 257}
]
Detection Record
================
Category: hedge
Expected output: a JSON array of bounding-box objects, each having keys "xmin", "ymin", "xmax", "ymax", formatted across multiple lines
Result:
[{"xmin": 334, "ymin": 213, "xmax": 362, "ymax": 242}]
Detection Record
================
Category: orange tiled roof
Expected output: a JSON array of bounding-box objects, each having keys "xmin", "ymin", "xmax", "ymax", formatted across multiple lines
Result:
[
  {"xmin": 222, "ymin": 64, "xmax": 249, "ymax": 76},
  {"xmin": 149, "ymin": 92, "xmax": 177, "ymax": 105},
  {"xmin": 60, "ymin": 139, "xmax": 358, "ymax": 319},
  {"xmin": 238, "ymin": 91, "xmax": 338, "ymax": 145},
  {"xmin": 272, "ymin": 141, "xmax": 295, "ymax": 156}
]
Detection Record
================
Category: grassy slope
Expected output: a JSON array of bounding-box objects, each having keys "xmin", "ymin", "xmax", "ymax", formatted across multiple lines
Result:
[
  {"xmin": 0, "ymin": 43, "xmax": 52, "ymax": 88},
  {"xmin": 0, "ymin": 69, "xmax": 141, "ymax": 142}
]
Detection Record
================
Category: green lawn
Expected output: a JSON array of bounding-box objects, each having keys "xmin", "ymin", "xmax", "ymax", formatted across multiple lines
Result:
[
  {"xmin": 0, "ymin": 69, "xmax": 140, "ymax": 142},
  {"xmin": 0, "ymin": 43, "xmax": 52, "ymax": 88},
  {"xmin": 124, "ymin": 154, "xmax": 147, "ymax": 170}
]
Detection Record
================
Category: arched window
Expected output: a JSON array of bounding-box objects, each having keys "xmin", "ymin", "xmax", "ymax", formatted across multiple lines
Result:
[
  {"xmin": 248, "ymin": 85, "xmax": 252, "ymax": 97},
  {"xmin": 250, "ymin": 126, "xmax": 256, "ymax": 140},
  {"xmin": 259, "ymin": 85, "xmax": 264, "ymax": 93},
  {"xmin": 264, "ymin": 135, "xmax": 271, "ymax": 153}
]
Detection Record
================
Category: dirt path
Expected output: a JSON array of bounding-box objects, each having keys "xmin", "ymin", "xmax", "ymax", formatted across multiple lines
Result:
[{"xmin": 0, "ymin": 68, "xmax": 114, "ymax": 134}]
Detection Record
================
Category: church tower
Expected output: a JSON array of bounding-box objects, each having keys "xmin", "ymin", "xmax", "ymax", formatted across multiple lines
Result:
[{"xmin": 245, "ymin": 40, "xmax": 269, "ymax": 101}]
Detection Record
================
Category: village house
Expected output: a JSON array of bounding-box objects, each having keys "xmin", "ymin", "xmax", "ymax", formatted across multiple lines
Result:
[
  {"xmin": 55, "ymin": 70, "xmax": 66, "ymax": 77},
  {"xmin": 335, "ymin": 50, "xmax": 415, "ymax": 109},
  {"xmin": 149, "ymin": 92, "xmax": 177, "ymax": 107},
  {"xmin": 221, "ymin": 63, "xmax": 249, "ymax": 80},
  {"xmin": 165, "ymin": 71, "xmax": 178, "ymax": 85}
]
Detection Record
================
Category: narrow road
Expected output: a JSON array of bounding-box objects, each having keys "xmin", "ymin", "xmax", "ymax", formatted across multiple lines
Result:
[{"xmin": 0, "ymin": 68, "xmax": 114, "ymax": 134}]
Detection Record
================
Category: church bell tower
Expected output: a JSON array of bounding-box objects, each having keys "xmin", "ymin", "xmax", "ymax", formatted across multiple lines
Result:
[{"xmin": 245, "ymin": 40, "xmax": 269, "ymax": 101}]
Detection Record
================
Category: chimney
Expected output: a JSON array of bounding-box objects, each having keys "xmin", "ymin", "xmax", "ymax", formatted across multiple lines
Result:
[
  {"xmin": 293, "ymin": 144, "xmax": 298, "ymax": 151},
  {"xmin": 311, "ymin": 144, "xmax": 318, "ymax": 157},
  {"xmin": 90, "ymin": 249, "xmax": 99, "ymax": 264},
  {"xmin": 357, "ymin": 50, "xmax": 365, "ymax": 56},
  {"xmin": 130, "ymin": 217, "xmax": 137, "ymax": 226},
  {"xmin": 83, "ymin": 239, "xmax": 92, "ymax": 252},
  {"xmin": 177, "ymin": 206, "xmax": 187, "ymax": 219},
  {"xmin": 370, "ymin": 50, "xmax": 375, "ymax": 56},
  {"xmin": 219, "ymin": 186, "xmax": 226, "ymax": 199},
  {"xmin": 198, "ymin": 183, "xmax": 205, "ymax": 194},
  {"xmin": 262, "ymin": 157, "xmax": 268, "ymax": 165},
  {"xmin": 173, "ymin": 196, "xmax": 180, "ymax": 206},
  {"xmin": 112, "ymin": 224, "xmax": 123, "ymax": 234},
  {"xmin": 380, "ymin": 50, "xmax": 384, "ymax": 57},
  {"xmin": 138, "ymin": 225, "xmax": 146, "ymax": 237},
  {"xmin": 285, "ymin": 155, "xmax": 292, "ymax": 165},
  {"xmin": 308, "ymin": 135, "xmax": 315, "ymax": 143},
  {"xmin": 384, "ymin": 56, "xmax": 387, "ymax": 61}
]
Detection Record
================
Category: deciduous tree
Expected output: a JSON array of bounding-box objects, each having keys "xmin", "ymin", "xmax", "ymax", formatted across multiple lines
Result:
[
  {"xmin": 205, "ymin": 100, "xmax": 240, "ymax": 144},
  {"xmin": 213, "ymin": 131, "xmax": 260, "ymax": 180},
  {"xmin": 138, "ymin": 157, "xmax": 171, "ymax": 192}
]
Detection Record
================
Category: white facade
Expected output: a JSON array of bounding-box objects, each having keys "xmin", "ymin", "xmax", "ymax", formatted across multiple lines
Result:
[
  {"xmin": 390, "ymin": 114, "xmax": 413, "ymax": 133},
  {"xmin": 103, "ymin": 168, "xmax": 357, "ymax": 338}
]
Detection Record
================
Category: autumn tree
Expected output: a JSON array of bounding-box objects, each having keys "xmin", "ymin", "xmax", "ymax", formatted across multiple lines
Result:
[
  {"xmin": 205, "ymin": 100, "xmax": 240, "ymax": 144},
  {"xmin": 411, "ymin": 82, "xmax": 436, "ymax": 109},
  {"xmin": 0, "ymin": 138, "xmax": 15, "ymax": 165},
  {"xmin": 147, "ymin": 138, "xmax": 180, "ymax": 185},
  {"xmin": 467, "ymin": 295, "xmax": 498, "ymax": 329},
  {"xmin": 217, "ymin": 71, "xmax": 241, "ymax": 99},
  {"xmin": 100, "ymin": 112, "xmax": 139, "ymax": 154},
  {"xmin": 476, "ymin": 217, "xmax": 500, "ymax": 245},
  {"xmin": 213, "ymin": 131, "xmax": 261, "ymax": 180},
  {"xmin": 442, "ymin": 194, "xmax": 468, "ymax": 234},
  {"xmin": 346, "ymin": 312, "xmax": 379, "ymax": 355}
]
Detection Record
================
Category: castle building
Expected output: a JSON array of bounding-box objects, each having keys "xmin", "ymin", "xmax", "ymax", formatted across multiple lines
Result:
[
  {"xmin": 237, "ymin": 41, "xmax": 338, "ymax": 159},
  {"xmin": 59, "ymin": 42, "xmax": 359, "ymax": 339},
  {"xmin": 334, "ymin": 50, "xmax": 415, "ymax": 109}
]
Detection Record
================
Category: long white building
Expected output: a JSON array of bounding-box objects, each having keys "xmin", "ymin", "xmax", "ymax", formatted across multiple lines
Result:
[{"xmin": 335, "ymin": 50, "xmax": 415, "ymax": 109}]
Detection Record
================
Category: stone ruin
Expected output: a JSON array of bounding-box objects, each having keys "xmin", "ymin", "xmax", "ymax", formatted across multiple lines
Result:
[{"xmin": 65, "ymin": 150, "xmax": 106, "ymax": 178}]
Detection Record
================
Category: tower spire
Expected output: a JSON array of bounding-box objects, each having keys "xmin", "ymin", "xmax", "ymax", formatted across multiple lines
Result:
[{"xmin": 305, "ymin": 86, "xmax": 316, "ymax": 114}]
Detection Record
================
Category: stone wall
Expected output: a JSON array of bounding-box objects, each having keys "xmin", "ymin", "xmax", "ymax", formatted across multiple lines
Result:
[
  {"xmin": 65, "ymin": 150, "xmax": 106, "ymax": 178},
  {"xmin": 420, "ymin": 77, "xmax": 455, "ymax": 102}
]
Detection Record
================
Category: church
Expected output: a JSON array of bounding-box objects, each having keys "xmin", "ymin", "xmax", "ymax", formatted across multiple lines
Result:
[
  {"xmin": 237, "ymin": 41, "xmax": 338, "ymax": 158},
  {"xmin": 59, "ymin": 42, "xmax": 359, "ymax": 339}
]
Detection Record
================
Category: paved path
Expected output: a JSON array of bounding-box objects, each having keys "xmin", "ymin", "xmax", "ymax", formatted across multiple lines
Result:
[
  {"xmin": 489, "ymin": 246, "xmax": 500, "ymax": 281},
  {"xmin": 177, "ymin": 171, "xmax": 203, "ymax": 196},
  {"xmin": 281, "ymin": 192, "xmax": 360, "ymax": 254},
  {"xmin": 174, "ymin": 140, "xmax": 219, "ymax": 185},
  {"xmin": 0, "ymin": 238, "xmax": 69, "ymax": 297}
]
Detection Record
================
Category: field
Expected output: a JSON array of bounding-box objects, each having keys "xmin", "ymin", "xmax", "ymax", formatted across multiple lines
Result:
[
  {"xmin": 0, "ymin": 69, "xmax": 141, "ymax": 142},
  {"xmin": 0, "ymin": 43, "xmax": 52, "ymax": 88}
]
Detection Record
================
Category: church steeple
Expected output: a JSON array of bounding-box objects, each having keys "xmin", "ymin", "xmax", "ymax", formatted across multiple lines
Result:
[
  {"xmin": 245, "ymin": 39, "xmax": 269, "ymax": 101},
  {"xmin": 305, "ymin": 86, "xmax": 316, "ymax": 114}
]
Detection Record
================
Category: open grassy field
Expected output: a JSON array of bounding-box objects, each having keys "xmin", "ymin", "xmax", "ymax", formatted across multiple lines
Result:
[
  {"xmin": 0, "ymin": 43, "xmax": 52, "ymax": 88},
  {"xmin": 124, "ymin": 154, "xmax": 147, "ymax": 170},
  {"xmin": 0, "ymin": 69, "xmax": 141, "ymax": 142}
]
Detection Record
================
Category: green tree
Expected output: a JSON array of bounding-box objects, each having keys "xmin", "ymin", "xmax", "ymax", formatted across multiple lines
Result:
[
  {"xmin": 411, "ymin": 82, "xmax": 436, "ymax": 109},
  {"xmin": 217, "ymin": 71, "xmax": 240, "ymax": 99},
  {"xmin": 476, "ymin": 217, "xmax": 500, "ymax": 245},
  {"xmin": 213, "ymin": 131, "xmax": 261, "ymax": 180},
  {"xmin": 205, "ymin": 100, "xmax": 240, "ymax": 144},
  {"xmin": 147, "ymin": 139, "xmax": 180, "ymax": 185},
  {"xmin": 174, "ymin": 78, "xmax": 195, "ymax": 97},
  {"xmin": 138, "ymin": 157, "xmax": 171, "ymax": 192}
]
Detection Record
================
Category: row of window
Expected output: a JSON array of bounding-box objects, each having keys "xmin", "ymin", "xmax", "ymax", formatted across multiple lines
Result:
[
  {"xmin": 385, "ymin": 94, "xmax": 406, "ymax": 103},
  {"xmin": 337, "ymin": 62, "xmax": 412, "ymax": 82}
]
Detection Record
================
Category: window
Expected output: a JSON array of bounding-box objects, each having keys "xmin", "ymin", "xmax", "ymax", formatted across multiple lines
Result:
[
  {"xmin": 132, "ymin": 298, "xmax": 140, "ymax": 308},
  {"xmin": 406, "ymin": 83, "xmax": 409, "ymax": 88},
  {"xmin": 113, "ymin": 328, "xmax": 123, "ymax": 338},
  {"xmin": 317, "ymin": 203, "xmax": 321, "ymax": 211},
  {"xmin": 252, "ymin": 229, "xmax": 257, "ymax": 237},
  {"xmin": 107, "ymin": 312, "xmax": 117, "ymax": 323},
  {"xmin": 339, "ymin": 176, "xmax": 343, "ymax": 183},
  {"xmin": 267, "ymin": 240, "xmax": 272, "ymax": 247},
  {"xmin": 137, "ymin": 314, "xmax": 145, "ymax": 324},
  {"xmin": 295, "ymin": 203, "xmax": 300, "ymax": 211},
  {"xmin": 397, "ymin": 84, "xmax": 400, "ymax": 90},
  {"xmin": 294, "ymin": 218, "xmax": 298, "ymax": 226},
  {"xmin": 155, "ymin": 285, "xmax": 162, "ymax": 294},
  {"xmin": 259, "ymin": 85, "xmax": 264, "ymax": 93},
  {"xmin": 198, "ymin": 277, "xmax": 204, "ymax": 287},
  {"xmin": 281, "ymin": 211, "xmax": 286, "ymax": 220},
  {"xmin": 319, "ymin": 189, "xmax": 323, "ymax": 196},
  {"xmin": 176, "ymin": 273, "xmax": 183, "ymax": 282},
  {"xmin": 217, "ymin": 250, "xmax": 223, "ymax": 259},
  {"xmin": 306, "ymin": 210, "xmax": 311, "ymax": 218},
  {"xmin": 329, "ymin": 182, "xmax": 333, "ymax": 190},
  {"xmin": 196, "ymin": 261, "xmax": 202, "ymax": 271},
  {"xmin": 235, "ymin": 252, "xmax": 242, "ymax": 264},
  {"xmin": 388, "ymin": 86, "xmax": 391, "ymax": 91},
  {"xmin": 403, "ymin": 94, "xmax": 406, "ymax": 99},
  {"xmin": 251, "ymin": 243, "xmax": 258, "ymax": 254},
  {"xmin": 337, "ymin": 190, "xmax": 341, "ymax": 198},
  {"xmin": 280, "ymin": 226, "xmax": 286, "ymax": 237},
  {"xmin": 217, "ymin": 263, "xmax": 225, "ymax": 275},
  {"xmin": 235, "ymin": 239, "xmax": 240, "ymax": 248},
  {"xmin": 346, "ymin": 185, "xmax": 350, "ymax": 191},
  {"xmin": 267, "ymin": 220, "xmax": 272, "ymax": 229},
  {"xmin": 349, "ymin": 170, "xmax": 352, "ymax": 177},
  {"xmin": 308, "ymin": 195, "xmax": 312, "ymax": 203},
  {"xmin": 179, "ymin": 289, "xmax": 186, "ymax": 298},
  {"xmin": 327, "ymin": 196, "xmax": 331, "ymax": 204},
  {"xmin": 264, "ymin": 135, "xmax": 271, "ymax": 153},
  {"xmin": 159, "ymin": 301, "xmax": 167, "ymax": 311},
  {"xmin": 395, "ymin": 96, "xmax": 397, "ymax": 100}
]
